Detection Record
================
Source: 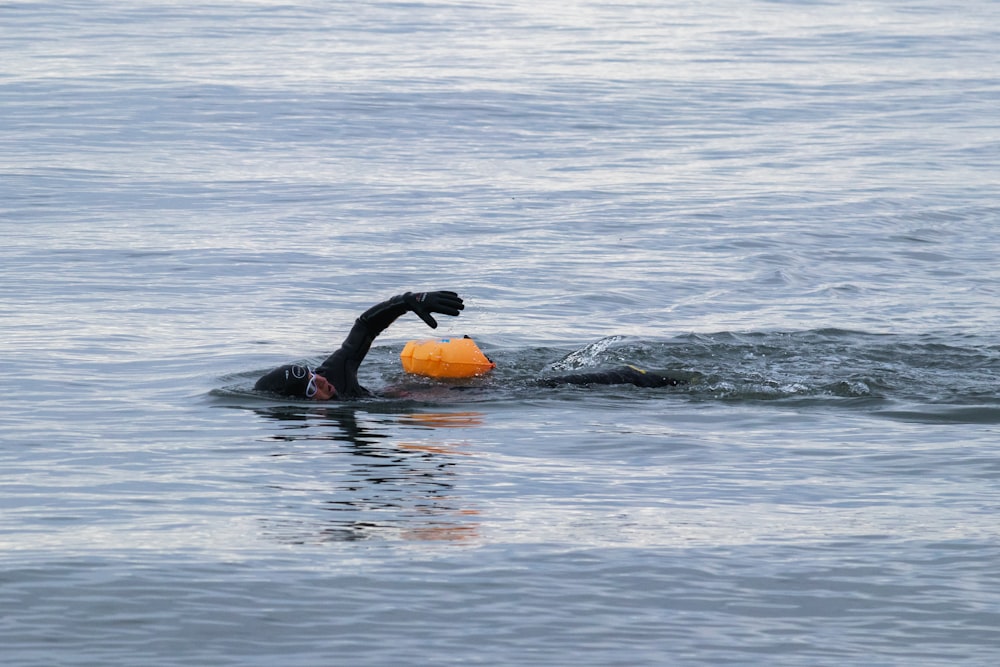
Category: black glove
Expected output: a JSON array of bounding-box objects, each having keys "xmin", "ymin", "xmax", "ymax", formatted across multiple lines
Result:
[{"xmin": 404, "ymin": 291, "xmax": 465, "ymax": 329}]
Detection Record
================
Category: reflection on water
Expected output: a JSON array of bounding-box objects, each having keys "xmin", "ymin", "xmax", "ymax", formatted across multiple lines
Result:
[
  {"xmin": 253, "ymin": 406, "xmax": 483, "ymax": 544},
  {"xmin": 398, "ymin": 411, "xmax": 486, "ymax": 429}
]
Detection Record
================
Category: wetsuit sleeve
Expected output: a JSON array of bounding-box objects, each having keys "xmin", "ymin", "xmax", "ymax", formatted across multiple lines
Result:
[
  {"xmin": 314, "ymin": 293, "xmax": 412, "ymax": 399},
  {"xmin": 313, "ymin": 291, "xmax": 464, "ymax": 399}
]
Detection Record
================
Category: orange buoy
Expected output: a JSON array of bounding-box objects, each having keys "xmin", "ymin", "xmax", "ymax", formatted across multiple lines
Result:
[{"xmin": 400, "ymin": 336, "xmax": 496, "ymax": 378}]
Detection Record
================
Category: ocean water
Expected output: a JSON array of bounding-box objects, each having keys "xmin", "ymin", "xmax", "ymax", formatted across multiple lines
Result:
[{"xmin": 2, "ymin": 0, "xmax": 1000, "ymax": 664}]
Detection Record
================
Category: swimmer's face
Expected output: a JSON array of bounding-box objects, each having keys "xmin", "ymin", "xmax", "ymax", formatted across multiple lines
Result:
[{"xmin": 307, "ymin": 372, "xmax": 336, "ymax": 400}]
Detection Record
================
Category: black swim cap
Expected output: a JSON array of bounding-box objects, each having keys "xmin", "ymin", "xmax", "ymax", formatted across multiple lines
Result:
[{"xmin": 254, "ymin": 364, "xmax": 312, "ymax": 397}]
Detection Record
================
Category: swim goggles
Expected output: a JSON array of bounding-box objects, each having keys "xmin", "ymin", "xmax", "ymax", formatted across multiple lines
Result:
[{"xmin": 305, "ymin": 371, "xmax": 319, "ymax": 398}]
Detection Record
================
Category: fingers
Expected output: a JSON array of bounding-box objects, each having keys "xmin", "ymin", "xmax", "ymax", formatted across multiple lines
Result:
[
  {"xmin": 432, "ymin": 291, "xmax": 464, "ymax": 314},
  {"xmin": 417, "ymin": 311, "xmax": 439, "ymax": 328},
  {"xmin": 407, "ymin": 291, "xmax": 464, "ymax": 328},
  {"xmin": 432, "ymin": 302, "xmax": 463, "ymax": 316}
]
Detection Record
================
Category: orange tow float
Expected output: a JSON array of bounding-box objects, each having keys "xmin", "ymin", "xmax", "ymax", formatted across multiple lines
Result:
[{"xmin": 400, "ymin": 336, "xmax": 496, "ymax": 378}]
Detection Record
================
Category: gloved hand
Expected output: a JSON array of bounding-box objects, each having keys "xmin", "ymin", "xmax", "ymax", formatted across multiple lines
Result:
[{"xmin": 404, "ymin": 291, "xmax": 465, "ymax": 329}]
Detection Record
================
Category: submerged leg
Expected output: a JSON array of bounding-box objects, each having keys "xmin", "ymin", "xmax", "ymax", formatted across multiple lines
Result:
[{"xmin": 541, "ymin": 365, "xmax": 688, "ymax": 388}]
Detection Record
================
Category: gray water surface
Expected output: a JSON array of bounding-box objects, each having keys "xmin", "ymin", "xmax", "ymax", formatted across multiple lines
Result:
[{"xmin": 2, "ymin": 1, "xmax": 999, "ymax": 665}]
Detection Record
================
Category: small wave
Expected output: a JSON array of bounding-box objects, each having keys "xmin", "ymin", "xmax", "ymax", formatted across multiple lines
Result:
[{"xmin": 876, "ymin": 405, "xmax": 1000, "ymax": 425}]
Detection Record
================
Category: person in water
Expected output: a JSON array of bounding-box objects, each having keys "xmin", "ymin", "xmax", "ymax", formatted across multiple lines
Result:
[{"xmin": 254, "ymin": 290, "xmax": 685, "ymax": 400}]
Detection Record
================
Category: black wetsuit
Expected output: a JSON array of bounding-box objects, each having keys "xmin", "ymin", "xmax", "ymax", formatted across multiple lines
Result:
[
  {"xmin": 536, "ymin": 365, "xmax": 686, "ymax": 388},
  {"xmin": 312, "ymin": 293, "xmax": 686, "ymax": 400},
  {"xmin": 313, "ymin": 293, "xmax": 416, "ymax": 399}
]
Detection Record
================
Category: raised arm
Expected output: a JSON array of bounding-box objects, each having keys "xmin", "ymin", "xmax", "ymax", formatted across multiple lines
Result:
[{"xmin": 315, "ymin": 291, "xmax": 464, "ymax": 398}]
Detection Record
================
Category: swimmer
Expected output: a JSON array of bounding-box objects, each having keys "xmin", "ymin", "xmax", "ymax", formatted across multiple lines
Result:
[{"xmin": 254, "ymin": 290, "xmax": 686, "ymax": 400}]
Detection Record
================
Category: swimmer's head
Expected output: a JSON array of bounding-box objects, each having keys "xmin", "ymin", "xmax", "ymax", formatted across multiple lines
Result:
[{"xmin": 254, "ymin": 364, "xmax": 316, "ymax": 398}]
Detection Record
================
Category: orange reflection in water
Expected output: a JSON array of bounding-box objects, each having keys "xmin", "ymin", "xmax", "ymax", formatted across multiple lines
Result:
[{"xmin": 399, "ymin": 411, "xmax": 485, "ymax": 429}]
